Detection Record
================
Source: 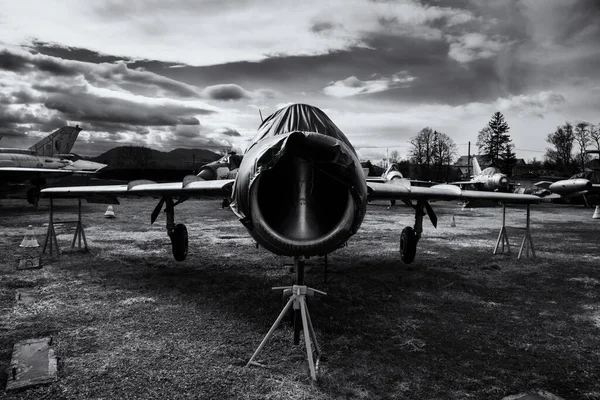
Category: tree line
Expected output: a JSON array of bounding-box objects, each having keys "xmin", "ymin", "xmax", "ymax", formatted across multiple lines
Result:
[
  {"xmin": 402, "ymin": 113, "xmax": 599, "ymax": 181},
  {"xmin": 405, "ymin": 111, "xmax": 517, "ymax": 180},
  {"xmin": 545, "ymin": 122, "xmax": 600, "ymax": 175}
]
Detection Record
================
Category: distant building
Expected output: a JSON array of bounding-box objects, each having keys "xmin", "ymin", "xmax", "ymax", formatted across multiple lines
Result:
[
  {"xmin": 585, "ymin": 159, "xmax": 600, "ymax": 170},
  {"xmin": 455, "ymin": 155, "xmax": 527, "ymax": 177},
  {"xmin": 454, "ymin": 155, "xmax": 492, "ymax": 176}
]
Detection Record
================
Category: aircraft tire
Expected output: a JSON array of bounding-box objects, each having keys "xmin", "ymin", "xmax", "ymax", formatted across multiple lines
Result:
[
  {"xmin": 26, "ymin": 188, "xmax": 40, "ymax": 206},
  {"xmin": 171, "ymin": 223, "xmax": 189, "ymax": 261},
  {"xmin": 399, "ymin": 226, "xmax": 417, "ymax": 264}
]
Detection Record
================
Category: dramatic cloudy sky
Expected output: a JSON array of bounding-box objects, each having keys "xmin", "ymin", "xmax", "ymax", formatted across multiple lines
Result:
[{"xmin": 1, "ymin": 0, "xmax": 599, "ymax": 159}]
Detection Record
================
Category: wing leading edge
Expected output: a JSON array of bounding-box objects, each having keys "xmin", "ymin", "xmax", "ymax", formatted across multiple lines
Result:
[
  {"xmin": 41, "ymin": 178, "xmax": 235, "ymax": 199},
  {"xmin": 368, "ymin": 179, "xmax": 539, "ymax": 204}
]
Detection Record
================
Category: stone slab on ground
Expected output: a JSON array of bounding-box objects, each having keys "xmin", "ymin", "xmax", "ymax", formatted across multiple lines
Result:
[
  {"xmin": 16, "ymin": 255, "xmax": 41, "ymax": 270},
  {"xmin": 6, "ymin": 337, "xmax": 57, "ymax": 391}
]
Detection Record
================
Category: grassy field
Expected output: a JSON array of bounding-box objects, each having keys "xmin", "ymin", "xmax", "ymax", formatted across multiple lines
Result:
[{"xmin": 1, "ymin": 198, "xmax": 600, "ymax": 399}]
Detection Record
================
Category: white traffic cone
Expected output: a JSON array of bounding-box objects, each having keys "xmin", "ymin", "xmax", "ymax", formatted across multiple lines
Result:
[
  {"xmin": 19, "ymin": 225, "xmax": 39, "ymax": 248},
  {"xmin": 104, "ymin": 205, "xmax": 116, "ymax": 219},
  {"xmin": 450, "ymin": 215, "xmax": 456, "ymax": 227},
  {"xmin": 593, "ymin": 206, "xmax": 600, "ymax": 219}
]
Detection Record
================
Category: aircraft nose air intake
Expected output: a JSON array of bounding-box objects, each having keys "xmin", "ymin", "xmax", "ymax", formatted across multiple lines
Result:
[
  {"xmin": 493, "ymin": 174, "xmax": 509, "ymax": 189},
  {"xmin": 235, "ymin": 131, "xmax": 368, "ymax": 257},
  {"xmin": 284, "ymin": 158, "xmax": 320, "ymax": 240}
]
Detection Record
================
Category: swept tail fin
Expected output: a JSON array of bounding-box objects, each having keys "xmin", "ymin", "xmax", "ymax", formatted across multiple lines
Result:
[
  {"xmin": 472, "ymin": 156, "xmax": 482, "ymax": 176},
  {"xmin": 28, "ymin": 126, "xmax": 82, "ymax": 156}
]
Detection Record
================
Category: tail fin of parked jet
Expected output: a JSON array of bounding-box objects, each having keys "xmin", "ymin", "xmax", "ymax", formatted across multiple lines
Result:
[
  {"xmin": 28, "ymin": 125, "xmax": 82, "ymax": 157},
  {"xmin": 472, "ymin": 156, "xmax": 482, "ymax": 176}
]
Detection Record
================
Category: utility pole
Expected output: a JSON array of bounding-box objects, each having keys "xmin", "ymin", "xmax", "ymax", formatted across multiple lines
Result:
[{"xmin": 467, "ymin": 141, "xmax": 471, "ymax": 177}]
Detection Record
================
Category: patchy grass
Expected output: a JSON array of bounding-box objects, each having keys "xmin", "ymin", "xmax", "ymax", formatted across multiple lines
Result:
[{"xmin": 1, "ymin": 198, "xmax": 600, "ymax": 399}]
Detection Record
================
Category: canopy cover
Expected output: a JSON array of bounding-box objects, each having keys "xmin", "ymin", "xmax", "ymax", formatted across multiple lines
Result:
[{"xmin": 249, "ymin": 103, "xmax": 356, "ymax": 154}]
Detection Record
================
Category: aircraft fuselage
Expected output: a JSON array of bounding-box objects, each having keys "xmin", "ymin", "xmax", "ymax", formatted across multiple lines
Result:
[{"xmin": 0, "ymin": 153, "xmax": 73, "ymax": 172}]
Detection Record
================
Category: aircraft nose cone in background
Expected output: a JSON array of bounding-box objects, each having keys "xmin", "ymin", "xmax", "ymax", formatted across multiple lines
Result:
[
  {"xmin": 64, "ymin": 160, "xmax": 108, "ymax": 172},
  {"xmin": 499, "ymin": 175, "xmax": 509, "ymax": 187}
]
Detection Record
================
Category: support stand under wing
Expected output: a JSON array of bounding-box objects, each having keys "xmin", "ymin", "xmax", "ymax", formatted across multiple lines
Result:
[
  {"xmin": 493, "ymin": 203, "xmax": 510, "ymax": 255},
  {"xmin": 518, "ymin": 204, "xmax": 535, "ymax": 260},
  {"xmin": 493, "ymin": 203, "xmax": 535, "ymax": 260},
  {"xmin": 42, "ymin": 198, "xmax": 88, "ymax": 257}
]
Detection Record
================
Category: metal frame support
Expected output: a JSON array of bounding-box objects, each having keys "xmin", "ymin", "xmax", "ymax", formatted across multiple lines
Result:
[
  {"xmin": 246, "ymin": 284, "xmax": 326, "ymax": 381},
  {"xmin": 518, "ymin": 204, "xmax": 536, "ymax": 260},
  {"xmin": 42, "ymin": 198, "xmax": 88, "ymax": 257},
  {"xmin": 493, "ymin": 203, "xmax": 510, "ymax": 255},
  {"xmin": 71, "ymin": 199, "xmax": 88, "ymax": 251},
  {"xmin": 42, "ymin": 199, "xmax": 60, "ymax": 257}
]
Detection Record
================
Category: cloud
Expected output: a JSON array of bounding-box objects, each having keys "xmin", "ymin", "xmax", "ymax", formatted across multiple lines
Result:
[
  {"xmin": 216, "ymin": 127, "xmax": 242, "ymax": 137},
  {"xmin": 447, "ymin": 33, "xmax": 509, "ymax": 63},
  {"xmin": 0, "ymin": 0, "xmax": 478, "ymax": 66},
  {"xmin": 202, "ymin": 84, "xmax": 251, "ymax": 101},
  {"xmin": 493, "ymin": 91, "xmax": 566, "ymax": 118},
  {"xmin": 323, "ymin": 71, "xmax": 416, "ymax": 98}
]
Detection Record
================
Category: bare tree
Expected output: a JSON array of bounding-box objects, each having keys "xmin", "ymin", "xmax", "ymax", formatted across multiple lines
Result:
[
  {"xmin": 389, "ymin": 149, "xmax": 400, "ymax": 162},
  {"xmin": 409, "ymin": 128, "xmax": 457, "ymax": 180},
  {"xmin": 574, "ymin": 122, "xmax": 591, "ymax": 171},
  {"xmin": 545, "ymin": 122, "xmax": 575, "ymax": 173},
  {"xmin": 590, "ymin": 123, "xmax": 600, "ymax": 152},
  {"xmin": 409, "ymin": 127, "xmax": 436, "ymax": 171}
]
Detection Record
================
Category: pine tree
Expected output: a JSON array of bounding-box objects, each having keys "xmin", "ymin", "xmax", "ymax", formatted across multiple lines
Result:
[
  {"xmin": 477, "ymin": 112, "xmax": 514, "ymax": 172},
  {"xmin": 499, "ymin": 142, "xmax": 517, "ymax": 176}
]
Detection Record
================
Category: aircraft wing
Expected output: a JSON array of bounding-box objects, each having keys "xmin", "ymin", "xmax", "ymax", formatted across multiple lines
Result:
[
  {"xmin": 41, "ymin": 178, "xmax": 235, "ymax": 199},
  {"xmin": 368, "ymin": 179, "xmax": 539, "ymax": 204},
  {"xmin": 449, "ymin": 180, "xmax": 475, "ymax": 185},
  {"xmin": 0, "ymin": 167, "xmax": 81, "ymax": 181}
]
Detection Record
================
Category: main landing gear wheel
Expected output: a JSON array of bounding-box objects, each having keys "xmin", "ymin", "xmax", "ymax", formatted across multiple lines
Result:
[
  {"xmin": 26, "ymin": 188, "xmax": 40, "ymax": 206},
  {"xmin": 171, "ymin": 223, "xmax": 188, "ymax": 261},
  {"xmin": 399, "ymin": 226, "xmax": 418, "ymax": 264}
]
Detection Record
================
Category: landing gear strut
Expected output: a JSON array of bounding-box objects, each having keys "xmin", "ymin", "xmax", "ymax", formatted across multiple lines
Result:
[
  {"xmin": 399, "ymin": 199, "xmax": 435, "ymax": 264},
  {"xmin": 164, "ymin": 197, "xmax": 188, "ymax": 261}
]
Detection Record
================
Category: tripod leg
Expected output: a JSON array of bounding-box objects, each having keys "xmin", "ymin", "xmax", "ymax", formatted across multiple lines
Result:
[
  {"xmin": 303, "ymin": 302, "xmax": 321, "ymax": 358},
  {"xmin": 247, "ymin": 297, "xmax": 295, "ymax": 367},
  {"xmin": 294, "ymin": 257, "xmax": 305, "ymax": 345},
  {"xmin": 300, "ymin": 298, "xmax": 317, "ymax": 381}
]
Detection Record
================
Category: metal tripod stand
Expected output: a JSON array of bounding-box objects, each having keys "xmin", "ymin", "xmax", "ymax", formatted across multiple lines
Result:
[{"xmin": 247, "ymin": 257, "xmax": 326, "ymax": 381}]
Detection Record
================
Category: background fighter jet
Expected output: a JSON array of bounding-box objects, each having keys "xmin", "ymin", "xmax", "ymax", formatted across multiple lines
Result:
[
  {"xmin": 43, "ymin": 104, "xmax": 539, "ymax": 269},
  {"xmin": 451, "ymin": 156, "xmax": 510, "ymax": 192},
  {"xmin": 534, "ymin": 173, "xmax": 600, "ymax": 205},
  {"xmin": 0, "ymin": 126, "xmax": 107, "ymax": 205}
]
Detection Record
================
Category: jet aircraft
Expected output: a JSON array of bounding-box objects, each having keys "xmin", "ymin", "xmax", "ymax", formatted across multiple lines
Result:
[
  {"xmin": 534, "ymin": 173, "xmax": 600, "ymax": 205},
  {"xmin": 452, "ymin": 156, "xmax": 510, "ymax": 192},
  {"xmin": 0, "ymin": 126, "xmax": 107, "ymax": 205},
  {"xmin": 42, "ymin": 104, "xmax": 539, "ymax": 270}
]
